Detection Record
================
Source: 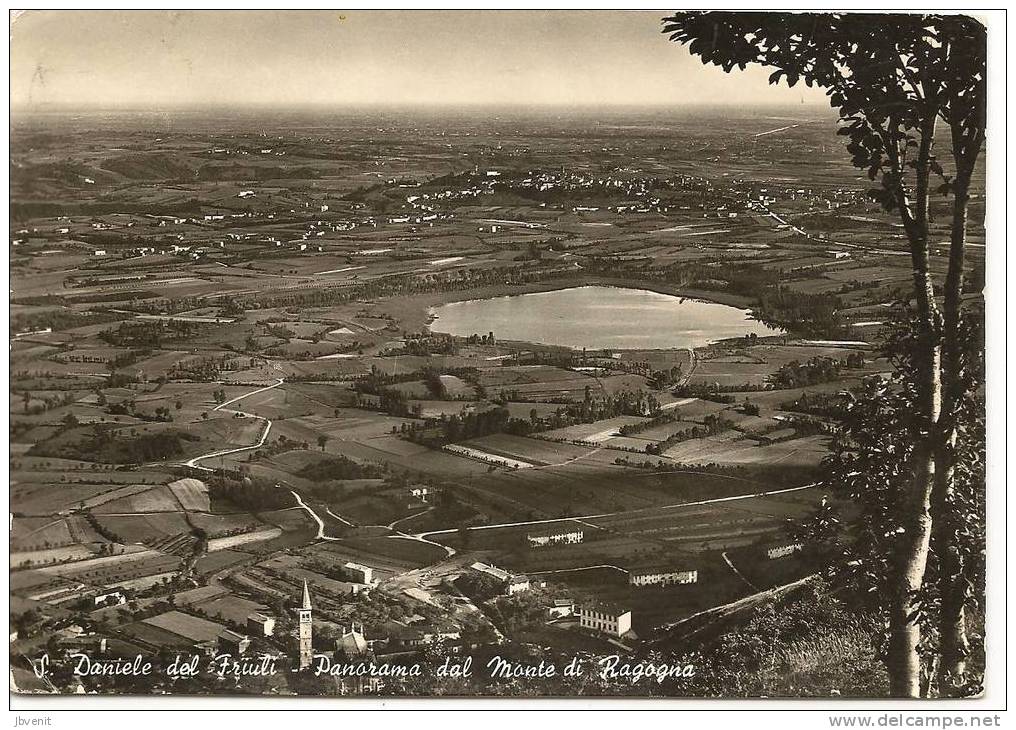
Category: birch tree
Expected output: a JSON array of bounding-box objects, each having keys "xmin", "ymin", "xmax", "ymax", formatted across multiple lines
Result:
[{"xmin": 661, "ymin": 11, "xmax": 985, "ymax": 697}]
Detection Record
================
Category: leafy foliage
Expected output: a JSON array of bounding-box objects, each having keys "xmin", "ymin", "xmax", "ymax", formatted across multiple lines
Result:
[
  {"xmin": 795, "ymin": 308, "xmax": 985, "ymax": 689},
  {"xmin": 296, "ymin": 454, "xmax": 384, "ymax": 482}
]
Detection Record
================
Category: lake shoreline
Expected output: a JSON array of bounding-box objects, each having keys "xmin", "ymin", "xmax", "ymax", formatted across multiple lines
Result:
[
  {"xmin": 420, "ymin": 282, "xmax": 780, "ymax": 351},
  {"xmin": 375, "ymin": 275, "xmax": 759, "ymax": 338}
]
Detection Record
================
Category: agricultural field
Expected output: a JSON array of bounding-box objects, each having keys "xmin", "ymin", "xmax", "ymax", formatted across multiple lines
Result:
[
  {"xmin": 11, "ymin": 103, "xmax": 972, "ymax": 676},
  {"xmin": 138, "ymin": 610, "xmax": 227, "ymax": 644},
  {"xmin": 168, "ymin": 477, "xmax": 210, "ymax": 511},
  {"xmin": 540, "ymin": 416, "xmax": 650, "ymax": 444}
]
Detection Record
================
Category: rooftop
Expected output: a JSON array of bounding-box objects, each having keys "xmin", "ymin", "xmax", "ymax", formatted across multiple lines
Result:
[{"xmin": 579, "ymin": 601, "xmax": 632, "ymax": 616}]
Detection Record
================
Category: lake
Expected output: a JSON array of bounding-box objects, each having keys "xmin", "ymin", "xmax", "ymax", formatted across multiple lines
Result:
[{"xmin": 428, "ymin": 285, "xmax": 784, "ymax": 350}]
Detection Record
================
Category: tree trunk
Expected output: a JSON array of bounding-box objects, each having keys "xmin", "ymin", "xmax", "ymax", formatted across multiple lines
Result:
[
  {"xmin": 933, "ymin": 148, "xmax": 977, "ymax": 695},
  {"xmin": 935, "ymin": 497, "xmax": 970, "ymax": 695},
  {"xmin": 888, "ymin": 445, "xmax": 936, "ymax": 697},
  {"xmin": 887, "ymin": 117, "xmax": 942, "ymax": 698},
  {"xmin": 888, "ymin": 365, "xmax": 940, "ymax": 697},
  {"xmin": 886, "ymin": 235, "xmax": 942, "ymax": 696}
]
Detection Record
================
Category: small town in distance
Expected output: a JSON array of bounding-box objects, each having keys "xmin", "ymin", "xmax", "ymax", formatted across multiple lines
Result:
[{"xmin": 9, "ymin": 104, "xmax": 984, "ymax": 696}]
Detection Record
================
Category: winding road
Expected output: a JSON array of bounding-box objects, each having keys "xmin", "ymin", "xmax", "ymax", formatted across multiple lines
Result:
[
  {"xmin": 175, "ymin": 377, "xmax": 817, "ymax": 596},
  {"xmin": 286, "ymin": 488, "xmax": 340, "ymax": 541},
  {"xmin": 184, "ymin": 377, "xmax": 284, "ymax": 471}
]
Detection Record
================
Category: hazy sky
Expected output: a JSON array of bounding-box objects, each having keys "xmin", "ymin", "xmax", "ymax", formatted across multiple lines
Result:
[{"xmin": 10, "ymin": 10, "xmax": 829, "ymax": 110}]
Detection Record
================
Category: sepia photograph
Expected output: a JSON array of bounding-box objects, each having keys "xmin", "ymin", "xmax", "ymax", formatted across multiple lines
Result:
[{"xmin": 6, "ymin": 7, "xmax": 1004, "ymax": 717}]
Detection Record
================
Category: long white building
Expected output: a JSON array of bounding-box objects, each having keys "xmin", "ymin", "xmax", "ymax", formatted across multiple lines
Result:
[
  {"xmin": 767, "ymin": 543, "xmax": 803, "ymax": 560},
  {"xmin": 628, "ymin": 567, "xmax": 698, "ymax": 588},
  {"xmin": 527, "ymin": 529, "xmax": 583, "ymax": 548}
]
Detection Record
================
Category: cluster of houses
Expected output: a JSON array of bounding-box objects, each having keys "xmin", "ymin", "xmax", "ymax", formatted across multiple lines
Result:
[
  {"xmin": 460, "ymin": 564, "xmax": 638, "ymax": 640},
  {"xmin": 20, "ymin": 532, "xmax": 813, "ymax": 694},
  {"xmin": 207, "ymin": 146, "xmax": 286, "ymax": 156},
  {"xmin": 469, "ymin": 562, "xmax": 531, "ymax": 595}
]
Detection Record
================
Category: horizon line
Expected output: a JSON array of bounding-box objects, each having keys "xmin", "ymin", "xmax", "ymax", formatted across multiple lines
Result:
[{"xmin": 11, "ymin": 100, "xmax": 833, "ymax": 115}]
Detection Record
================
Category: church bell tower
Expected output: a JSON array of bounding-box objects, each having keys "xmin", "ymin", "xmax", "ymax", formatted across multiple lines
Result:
[{"xmin": 296, "ymin": 579, "xmax": 313, "ymax": 670}]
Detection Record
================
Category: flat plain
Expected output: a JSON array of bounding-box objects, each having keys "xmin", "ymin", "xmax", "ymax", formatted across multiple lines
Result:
[{"xmin": 9, "ymin": 106, "xmax": 983, "ymax": 666}]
